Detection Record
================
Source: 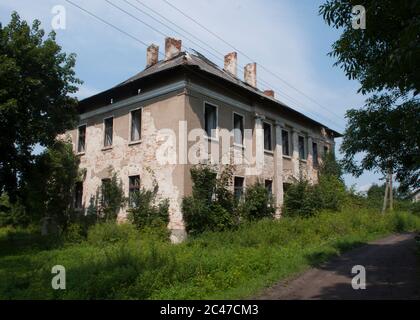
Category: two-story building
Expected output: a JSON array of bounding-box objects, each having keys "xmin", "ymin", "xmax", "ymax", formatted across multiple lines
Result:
[{"xmin": 67, "ymin": 37, "xmax": 340, "ymax": 243}]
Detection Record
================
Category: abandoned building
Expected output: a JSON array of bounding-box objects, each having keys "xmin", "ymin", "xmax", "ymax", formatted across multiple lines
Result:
[{"xmin": 67, "ymin": 37, "xmax": 341, "ymax": 243}]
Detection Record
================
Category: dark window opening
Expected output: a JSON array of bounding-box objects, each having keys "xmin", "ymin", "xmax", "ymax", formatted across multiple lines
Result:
[
  {"xmin": 298, "ymin": 136, "xmax": 305, "ymax": 159},
  {"xmin": 204, "ymin": 103, "xmax": 217, "ymax": 138},
  {"xmin": 263, "ymin": 122, "xmax": 272, "ymax": 151},
  {"xmin": 265, "ymin": 180, "xmax": 273, "ymax": 196},
  {"xmin": 131, "ymin": 110, "xmax": 142, "ymax": 141},
  {"xmin": 233, "ymin": 113, "xmax": 244, "ymax": 145},
  {"xmin": 104, "ymin": 117, "xmax": 113, "ymax": 147},
  {"xmin": 324, "ymin": 145, "xmax": 329, "ymax": 155},
  {"xmin": 77, "ymin": 125, "xmax": 86, "ymax": 153},
  {"xmin": 313, "ymin": 142, "xmax": 318, "ymax": 167},
  {"xmin": 282, "ymin": 130, "xmax": 290, "ymax": 156},
  {"xmin": 75, "ymin": 181, "xmax": 83, "ymax": 209},
  {"xmin": 234, "ymin": 177, "xmax": 244, "ymax": 200},
  {"xmin": 101, "ymin": 178, "xmax": 111, "ymax": 206}
]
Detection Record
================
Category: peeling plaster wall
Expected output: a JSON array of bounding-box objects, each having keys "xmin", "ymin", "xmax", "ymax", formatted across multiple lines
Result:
[{"xmin": 68, "ymin": 91, "xmax": 188, "ymax": 243}]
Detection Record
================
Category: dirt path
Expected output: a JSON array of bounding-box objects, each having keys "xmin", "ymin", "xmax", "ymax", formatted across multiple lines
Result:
[{"xmin": 257, "ymin": 233, "xmax": 420, "ymax": 300}]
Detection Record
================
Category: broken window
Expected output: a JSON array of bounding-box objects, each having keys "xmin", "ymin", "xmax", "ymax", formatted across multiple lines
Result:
[
  {"xmin": 77, "ymin": 125, "xmax": 86, "ymax": 153},
  {"xmin": 313, "ymin": 142, "xmax": 318, "ymax": 167},
  {"xmin": 204, "ymin": 103, "xmax": 217, "ymax": 138},
  {"xmin": 298, "ymin": 135, "xmax": 306, "ymax": 159},
  {"xmin": 263, "ymin": 122, "xmax": 272, "ymax": 151},
  {"xmin": 131, "ymin": 109, "xmax": 141, "ymax": 141},
  {"xmin": 282, "ymin": 130, "xmax": 290, "ymax": 156},
  {"xmin": 128, "ymin": 175, "xmax": 140, "ymax": 207},
  {"xmin": 104, "ymin": 117, "xmax": 113, "ymax": 147},
  {"xmin": 265, "ymin": 180, "xmax": 273, "ymax": 197},
  {"xmin": 233, "ymin": 113, "xmax": 244, "ymax": 145},
  {"xmin": 74, "ymin": 181, "xmax": 83, "ymax": 209},
  {"xmin": 234, "ymin": 176, "xmax": 244, "ymax": 200}
]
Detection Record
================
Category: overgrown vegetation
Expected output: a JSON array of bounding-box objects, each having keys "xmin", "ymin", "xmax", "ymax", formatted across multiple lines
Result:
[
  {"xmin": 0, "ymin": 208, "xmax": 419, "ymax": 299},
  {"xmin": 182, "ymin": 165, "xmax": 276, "ymax": 235}
]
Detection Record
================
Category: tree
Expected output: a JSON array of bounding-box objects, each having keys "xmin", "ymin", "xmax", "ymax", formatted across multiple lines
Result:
[
  {"xmin": 23, "ymin": 140, "xmax": 81, "ymax": 229},
  {"xmin": 0, "ymin": 12, "xmax": 81, "ymax": 201},
  {"xmin": 319, "ymin": 1, "xmax": 420, "ymax": 195},
  {"xmin": 319, "ymin": 0, "xmax": 419, "ymax": 95}
]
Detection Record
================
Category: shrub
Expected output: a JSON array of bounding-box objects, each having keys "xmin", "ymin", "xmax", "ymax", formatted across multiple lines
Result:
[
  {"xmin": 87, "ymin": 222, "xmax": 139, "ymax": 246},
  {"xmin": 284, "ymin": 180, "xmax": 320, "ymax": 217},
  {"xmin": 238, "ymin": 182, "xmax": 276, "ymax": 220},
  {"xmin": 317, "ymin": 175, "xmax": 347, "ymax": 211},
  {"xmin": 64, "ymin": 223, "xmax": 86, "ymax": 244},
  {"xmin": 182, "ymin": 165, "xmax": 238, "ymax": 235},
  {"xmin": 99, "ymin": 172, "xmax": 126, "ymax": 222},
  {"xmin": 0, "ymin": 193, "xmax": 30, "ymax": 227},
  {"xmin": 127, "ymin": 187, "xmax": 169, "ymax": 230}
]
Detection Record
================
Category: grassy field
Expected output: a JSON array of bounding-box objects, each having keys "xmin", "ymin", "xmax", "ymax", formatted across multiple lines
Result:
[{"xmin": 1, "ymin": 208, "xmax": 419, "ymax": 299}]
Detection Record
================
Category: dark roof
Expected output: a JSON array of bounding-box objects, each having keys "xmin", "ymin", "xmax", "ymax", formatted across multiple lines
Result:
[{"xmin": 83, "ymin": 51, "xmax": 341, "ymax": 137}]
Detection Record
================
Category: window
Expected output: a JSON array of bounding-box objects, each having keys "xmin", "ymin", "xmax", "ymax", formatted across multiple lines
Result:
[
  {"xmin": 128, "ymin": 175, "xmax": 140, "ymax": 207},
  {"xmin": 234, "ymin": 177, "xmax": 244, "ymax": 200},
  {"xmin": 101, "ymin": 178, "xmax": 111, "ymax": 206},
  {"xmin": 283, "ymin": 183, "xmax": 291, "ymax": 194},
  {"xmin": 204, "ymin": 103, "xmax": 217, "ymax": 138},
  {"xmin": 130, "ymin": 109, "xmax": 142, "ymax": 141},
  {"xmin": 104, "ymin": 117, "xmax": 113, "ymax": 147},
  {"xmin": 233, "ymin": 113, "xmax": 244, "ymax": 145},
  {"xmin": 263, "ymin": 122, "xmax": 272, "ymax": 151},
  {"xmin": 74, "ymin": 182, "xmax": 83, "ymax": 209},
  {"xmin": 282, "ymin": 130, "xmax": 290, "ymax": 156},
  {"xmin": 324, "ymin": 145, "xmax": 329, "ymax": 155},
  {"xmin": 265, "ymin": 180, "xmax": 273, "ymax": 196},
  {"xmin": 298, "ymin": 136, "xmax": 306, "ymax": 159},
  {"xmin": 313, "ymin": 142, "xmax": 318, "ymax": 167},
  {"xmin": 77, "ymin": 125, "xmax": 86, "ymax": 153}
]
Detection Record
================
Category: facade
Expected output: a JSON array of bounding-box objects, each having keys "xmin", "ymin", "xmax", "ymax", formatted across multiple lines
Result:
[{"xmin": 66, "ymin": 37, "xmax": 340, "ymax": 243}]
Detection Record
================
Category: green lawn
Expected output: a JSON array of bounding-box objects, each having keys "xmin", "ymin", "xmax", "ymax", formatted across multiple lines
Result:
[{"xmin": 1, "ymin": 208, "xmax": 419, "ymax": 299}]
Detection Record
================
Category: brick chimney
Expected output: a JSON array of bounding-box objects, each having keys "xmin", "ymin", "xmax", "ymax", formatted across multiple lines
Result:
[
  {"xmin": 224, "ymin": 52, "xmax": 237, "ymax": 77},
  {"xmin": 244, "ymin": 62, "xmax": 257, "ymax": 87},
  {"xmin": 263, "ymin": 90, "xmax": 275, "ymax": 98},
  {"xmin": 165, "ymin": 37, "xmax": 182, "ymax": 61},
  {"xmin": 146, "ymin": 44, "xmax": 159, "ymax": 67}
]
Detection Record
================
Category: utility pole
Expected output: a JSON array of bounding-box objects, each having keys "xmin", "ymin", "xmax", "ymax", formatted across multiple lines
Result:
[
  {"xmin": 389, "ymin": 170, "xmax": 393, "ymax": 211},
  {"xmin": 382, "ymin": 173, "xmax": 389, "ymax": 214}
]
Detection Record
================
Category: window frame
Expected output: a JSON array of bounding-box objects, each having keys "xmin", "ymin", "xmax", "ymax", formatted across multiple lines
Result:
[
  {"xmin": 265, "ymin": 179, "xmax": 273, "ymax": 197},
  {"xmin": 263, "ymin": 121, "xmax": 273, "ymax": 152},
  {"xmin": 232, "ymin": 111, "xmax": 245, "ymax": 147},
  {"xmin": 77, "ymin": 124, "xmax": 87, "ymax": 154},
  {"xmin": 203, "ymin": 101, "xmax": 218, "ymax": 140},
  {"xmin": 101, "ymin": 178, "xmax": 111, "ymax": 206},
  {"xmin": 298, "ymin": 135, "xmax": 306, "ymax": 160},
  {"xmin": 128, "ymin": 175, "xmax": 141, "ymax": 207},
  {"xmin": 74, "ymin": 181, "xmax": 83, "ymax": 210},
  {"xmin": 233, "ymin": 176, "xmax": 245, "ymax": 201},
  {"xmin": 103, "ymin": 116, "xmax": 114, "ymax": 148},
  {"xmin": 129, "ymin": 108, "xmax": 142, "ymax": 144},
  {"xmin": 281, "ymin": 129, "xmax": 291, "ymax": 157},
  {"xmin": 312, "ymin": 142, "xmax": 319, "ymax": 167}
]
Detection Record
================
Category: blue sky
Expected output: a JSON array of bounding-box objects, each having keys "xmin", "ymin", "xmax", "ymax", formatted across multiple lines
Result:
[{"xmin": 0, "ymin": 0, "xmax": 383, "ymax": 191}]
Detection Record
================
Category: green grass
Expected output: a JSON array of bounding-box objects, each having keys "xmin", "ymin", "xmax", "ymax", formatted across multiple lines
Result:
[{"xmin": 1, "ymin": 208, "xmax": 419, "ymax": 299}]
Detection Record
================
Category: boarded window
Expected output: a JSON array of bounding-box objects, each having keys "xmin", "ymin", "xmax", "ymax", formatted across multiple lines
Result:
[
  {"xmin": 128, "ymin": 175, "xmax": 140, "ymax": 207},
  {"xmin": 298, "ymin": 136, "xmax": 305, "ymax": 159},
  {"xmin": 263, "ymin": 122, "xmax": 272, "ymax": 151},
  {"xmin": 104, "ymin": 118, "xmax": 113, "ymax": 147},
  {"xmin": 282, "ymin": 130, "xmax": 290, "ymax": 156},
  {"xmin": 130, "ymin": 110, "xmax": 142, "ymax": 141},
  {"xmin": 234, "ymin": 177, "xmax": 244, "ymax": 200},
  {"xmin": 74, "ymin": 181, "xmax": 83, "ymax": 209},
  {"xmin": 313, "ymin": 142, "xmax": 318, "ymax": 166},
  {"xmin": 77, "ymin": 125, "xmax": 86, "ymax": 153},
  {"xmin": 204, "ymin": 103, "xmax": 217, "ymax": 138},
  {"xmin": 233, "ymin": 113, "xmax": 244, "ymax": 145}
]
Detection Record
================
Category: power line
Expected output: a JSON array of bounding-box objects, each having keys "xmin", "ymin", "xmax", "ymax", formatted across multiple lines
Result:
[
  {"xmin": 65, "ymin": 0, "xmax": 343, "ymax": 131},
  {"xmin": 64, "ymin": 0, "xmax": 159, "ymax": 55},
  {"xmin": 113, "ymin": 0, "xmax": 344, "ymax": 130},
  {"xmin": 160, "ymin": 0, "xmax": 344, "ymax": 121}
]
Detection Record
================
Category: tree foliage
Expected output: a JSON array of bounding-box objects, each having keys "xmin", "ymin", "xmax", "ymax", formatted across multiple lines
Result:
[
  {"xmin": 320, "ymin": 1, "xmax": 420, "ymax": 191},
  {"xmin": 0, "ymin": 12, "xmax": 81, "ymax": 200}
]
